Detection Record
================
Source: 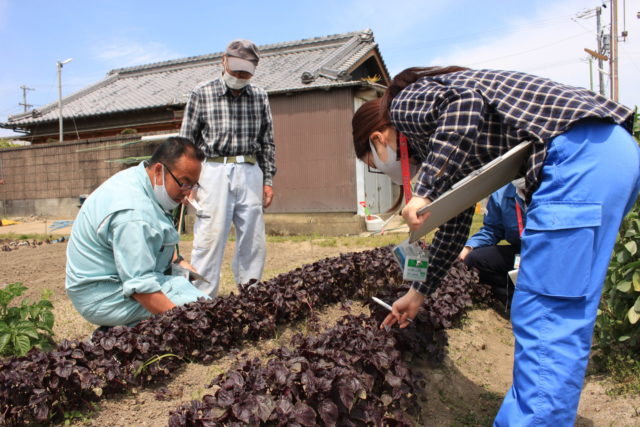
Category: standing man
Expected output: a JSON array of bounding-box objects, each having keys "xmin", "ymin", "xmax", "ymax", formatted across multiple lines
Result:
[{"xmin": 180, "ymin": 39, "xmax": 276, "ymax": 297}]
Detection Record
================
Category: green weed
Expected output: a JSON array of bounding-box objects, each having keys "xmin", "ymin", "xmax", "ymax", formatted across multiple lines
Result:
[{"xmin": 0, "ymin": 283, "xmax": 55, "ymax": 357}]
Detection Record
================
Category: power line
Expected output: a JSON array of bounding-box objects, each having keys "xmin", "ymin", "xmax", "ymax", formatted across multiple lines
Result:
[
  {"xmin": 19, "ymin": 85, "xmax": 35, "ymax": 112},
  {"xmin": 389, "ymin": 12, "xmax": 585, "ymax": 61},
  {"xmin": 466, "ymin": 32, "xmax": 588, "ymax": 67}
]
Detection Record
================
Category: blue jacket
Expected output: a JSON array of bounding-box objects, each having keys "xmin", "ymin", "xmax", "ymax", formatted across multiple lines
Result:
[{"xmin": 466, "ymin": 183, "xmax": 525, "ymax": 249}]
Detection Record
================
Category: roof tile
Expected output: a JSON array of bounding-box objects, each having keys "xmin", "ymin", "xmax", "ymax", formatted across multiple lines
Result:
[{"xmin": 6, "ymin": 30, "xmax": 388, "ymax": 126}]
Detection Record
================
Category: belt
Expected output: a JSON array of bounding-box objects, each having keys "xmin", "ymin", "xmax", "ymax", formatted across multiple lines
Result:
[{"xmin": 207, "ymin": 155, "xmax": 256, "ymax": 165}]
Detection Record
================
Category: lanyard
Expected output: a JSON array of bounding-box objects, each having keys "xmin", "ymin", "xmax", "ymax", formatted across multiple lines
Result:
[
  {"xmin": 399, "ymin": 132, "xmax": 412, "ymax": 203},
  {"xmin": 515, "ymin": 199, "xmax": 524, "ymax": 237},
  {"xmin": 398, "ymin": 133, "xmax": 429, "ymax": 251}
]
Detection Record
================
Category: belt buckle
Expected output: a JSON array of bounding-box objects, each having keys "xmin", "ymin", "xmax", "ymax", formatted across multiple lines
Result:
[{"xmin": 236, "ymin": 155, "xmax": 245, "ymax": 163}]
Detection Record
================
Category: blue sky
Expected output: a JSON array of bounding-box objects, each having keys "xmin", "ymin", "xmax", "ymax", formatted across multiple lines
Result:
[{"xmin": 1, "ymin": 0, "xmax": 638, "ymax": 138}]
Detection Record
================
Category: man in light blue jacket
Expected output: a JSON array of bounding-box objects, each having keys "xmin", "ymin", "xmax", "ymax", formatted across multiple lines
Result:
[
  {"xmin": 459, "ymin": 181, "xmax": 526, "ymax": 306},
  {"xmin": 66, "ymin": 137, "xmax": 209, "ymax": 328}
]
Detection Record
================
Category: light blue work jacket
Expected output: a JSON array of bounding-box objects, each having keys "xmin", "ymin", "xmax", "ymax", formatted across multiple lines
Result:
[{"xmin": 66, "ymin": 162, "xmax": 184, "ymax": 309}]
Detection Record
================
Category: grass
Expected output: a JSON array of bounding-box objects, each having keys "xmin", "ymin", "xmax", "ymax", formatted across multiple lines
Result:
[
  {"xmin": 0, "ymin": 233, "xmax": 57, "ymax": 242},
  {"xmin": 601, "ymin": 353, "xmax": 640, "ymax": 397},
  {"xmin": 2, "ymin": 213, "xmax": 485, "ymax": 247},
  {"xmin": 179, "ymin": 213, "xmax": 486, "ymax": 248}
]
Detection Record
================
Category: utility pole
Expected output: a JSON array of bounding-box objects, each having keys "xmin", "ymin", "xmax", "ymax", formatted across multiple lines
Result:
[
  {"xmin": 19, "ymin": 85, "xmax": 35, "ymax": 112},
  {"xmin": 596, "ymin": 7, "xmax": 606, "ymax": 96},
  {"xmin": 577, "ymin": 6, "xmax": 608, "ymax": 96},
  {"xmin": 587, "ymin": 57, "xmax": 594, "ymax": 91},
  {"xmin": 610, "ymin": 0, "xmax": 619, "ymax": 101},
  {"xmin": 57, "ymin": 58, "xmax": 73, "ymax": 142}
]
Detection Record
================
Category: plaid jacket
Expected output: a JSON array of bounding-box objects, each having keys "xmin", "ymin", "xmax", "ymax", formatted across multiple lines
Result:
[
  {"xmin": 389, "ymin": 69, "xmax": 634, "ymax": 293},
  {"xmin": 180, "ymin": 77, "xmax": 276, "ymax": 186}
]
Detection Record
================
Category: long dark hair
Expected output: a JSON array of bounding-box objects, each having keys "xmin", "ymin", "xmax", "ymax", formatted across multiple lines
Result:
[
  {"xmin": 352, "ymin": 66, "xmax": 469, "ymax": 212},
  {"xmin": 352, "ymin": 66, "xmax": 468, "ymax": 161}
]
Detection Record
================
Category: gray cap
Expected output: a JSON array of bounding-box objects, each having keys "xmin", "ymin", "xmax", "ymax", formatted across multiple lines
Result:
[{"xmin": 225, "ymin": 39, "xmax": 260, "ymax": 75}]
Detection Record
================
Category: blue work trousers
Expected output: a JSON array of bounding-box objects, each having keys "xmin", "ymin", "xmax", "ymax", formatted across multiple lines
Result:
[{"xmin": 494, "ymin": 120, "xmax": 640, "ymax": 426}]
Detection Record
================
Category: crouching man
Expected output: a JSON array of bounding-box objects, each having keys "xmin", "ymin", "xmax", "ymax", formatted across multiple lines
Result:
[{"xmin": 66, "ymin": 137, "xmax": 209, "ymax": 328}]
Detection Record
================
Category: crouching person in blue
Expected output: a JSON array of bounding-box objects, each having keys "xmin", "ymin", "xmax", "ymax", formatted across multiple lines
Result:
[
  {"xmin": 459, "ymin": 181, "xmax": 526, "ymax": 308},
  {"xmin": 66, "ymin": 137, "xmax": 209, "ymax": 328}
]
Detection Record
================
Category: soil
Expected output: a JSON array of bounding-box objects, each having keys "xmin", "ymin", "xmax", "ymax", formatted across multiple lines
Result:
[{"xmin": 1, "ymin": 233, "xmax": 640, "ymax": 426}]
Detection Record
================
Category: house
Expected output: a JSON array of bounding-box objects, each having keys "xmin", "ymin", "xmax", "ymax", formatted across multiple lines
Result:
[{"xmin": 0, "ymin": 30, "xmax": 397, "ymax": 233}]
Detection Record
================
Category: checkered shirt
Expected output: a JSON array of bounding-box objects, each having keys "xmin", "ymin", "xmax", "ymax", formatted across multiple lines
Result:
[
  {"xmin": 180, "ymin": 77, "xmax": 276, "ymax": 186},
  {"xmin": 389, "ymin": 69, "xmax": 634, "ymax": 293}
]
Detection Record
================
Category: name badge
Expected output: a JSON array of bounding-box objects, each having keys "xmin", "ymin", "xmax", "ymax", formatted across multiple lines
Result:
[
  {"xmin": 393, "ymin": 238, "xmax": 429, "ymax": 282},
  {"xmin": 513, "ymin": 254, "xmax": 521, "ymax": 269}
]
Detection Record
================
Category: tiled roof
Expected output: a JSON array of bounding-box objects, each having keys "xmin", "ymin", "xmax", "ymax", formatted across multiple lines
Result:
[{"xmin": 5, "ymin": 30, "xmax": 388, "ymax": 127}]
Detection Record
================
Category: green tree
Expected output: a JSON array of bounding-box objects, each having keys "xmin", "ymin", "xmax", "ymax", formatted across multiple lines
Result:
[{"xmin": 0, "ymin": 138, "xmax": 20, "ymax": 148}]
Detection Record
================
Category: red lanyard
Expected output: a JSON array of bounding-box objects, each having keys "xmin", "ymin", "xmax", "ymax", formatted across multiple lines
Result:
[
  {"xmin": 399, "ymin": 132, "xmax": 412, "ymax": 203},
  {"xmin": 515, "ymin": 199, "xmax": 524, "ymax": 237}
]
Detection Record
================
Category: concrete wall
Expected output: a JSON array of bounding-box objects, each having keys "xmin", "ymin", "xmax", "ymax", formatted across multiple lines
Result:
[
  {"xmin": 0, "ymin": 197, "xmax": 81, "ymax": 218},
  {"xmin": 0, "ymin": 134, "xmax": 158, "ymax": 204}
]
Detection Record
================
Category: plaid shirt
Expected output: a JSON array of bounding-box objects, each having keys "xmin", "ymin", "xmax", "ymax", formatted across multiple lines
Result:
[
  {"xmin": 389, "ymin": 69, "xmax": 634, "ymax": 293},
  {"xmin": 180, "ymin": 77, "xmax": 276, "ymax": 186}
]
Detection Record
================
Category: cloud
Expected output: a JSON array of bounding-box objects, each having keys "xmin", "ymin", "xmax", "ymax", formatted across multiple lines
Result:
[
  {"xmin": 93, "ymin": 38, "xmax": 181, "ymax": 68},
  {"xmin": 428, "ymin": 4, "xmax": 589, "ymax": 80},
  {"xmin": 424, "ymin": 0, "xmax": 639, "ymax": 106}
]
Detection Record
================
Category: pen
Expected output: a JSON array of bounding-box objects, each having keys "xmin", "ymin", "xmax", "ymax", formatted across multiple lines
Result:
[
  {"xmin": 371, "ymin": 297, "xmax": 413, "ymax": 322},
  {"xmin": 187, "ymin": 197, "xmax": 203, "ymax": 211}
]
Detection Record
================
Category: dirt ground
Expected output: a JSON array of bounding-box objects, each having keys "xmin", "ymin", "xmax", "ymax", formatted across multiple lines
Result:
[{"xmin": 2, "ymin": 229, "xmax": 640, "ymax": 426}]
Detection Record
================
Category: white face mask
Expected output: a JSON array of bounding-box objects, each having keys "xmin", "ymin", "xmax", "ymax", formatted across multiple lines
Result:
[
  {"xmin": 511, "ymin": 177, "xmax": 526, "ymax": 190},
  {"xmin": 370, "ymin": 140, "xmax": 404, "ymax": 185},
  {"xmin": 153, "ymin": 165, "xmax": 180, "ymax": 212},
  {"xmin": 222, "ymin": 71, "xmax": 250, "ymax": 90},
  {"xmin": 511, "ymin": 177, "xmax": 526, "ymax": 199}
]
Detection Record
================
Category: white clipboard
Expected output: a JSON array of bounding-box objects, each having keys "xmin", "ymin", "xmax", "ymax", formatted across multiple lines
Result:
[{"xmin": 409, "ymin": 141, "xmax": 532, "ymax": 243}]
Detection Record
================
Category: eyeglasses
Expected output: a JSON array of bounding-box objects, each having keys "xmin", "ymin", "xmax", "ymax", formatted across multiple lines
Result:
[{"xmin": 161, "ymin": 162, "xmax": 200, "ymax": 191}]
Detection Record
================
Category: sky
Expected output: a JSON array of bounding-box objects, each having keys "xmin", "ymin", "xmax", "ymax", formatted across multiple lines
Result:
[{"xmin": 1, "ymin": 0, "xmax": 639, "ymax": 138}]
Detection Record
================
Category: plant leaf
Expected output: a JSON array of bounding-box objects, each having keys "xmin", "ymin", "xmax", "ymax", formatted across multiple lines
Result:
[
  {"xmin": 617, "ymin": 250, "xmax": 629, "ymax": 264},
  {"xmin": 629, "ymin": 307, "xmax": 640, "ymax": 325},
  {"xmin": 633, "ymin": 271, "xmax": 640, "ymax": 292},
  {"xmin": 624, "ymin": 241, "xmax": 637, "ymax": 256},
  {"xmin": 0, "ymin": 333, "xmax": 10, "ymax": 353},
  {"xmin": 14, "ymin": 334, "xmax": 32, "ymax": 356},
  {"xmin": 254, "ymin": 395, "xmax": 275, "ymax": 423},
  {"xmin": 293, "ymin": 402, "xmax": 316, "ymax": 427},
  {"xmin": 16, "ymin": 324, "xmax": 39, "ymax": 340},
  {"xmin": 318, "ymin": 399, "xmax": 339, "ymax": 427},
  {"xmin": 617, "ymin": 281, "xmax": 632, "ymax": 293}
]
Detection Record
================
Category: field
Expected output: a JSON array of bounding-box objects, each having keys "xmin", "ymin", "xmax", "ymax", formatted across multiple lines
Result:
[{"xmin": 1, "ymin": 227, "xmax": 640, "ymax": 426}]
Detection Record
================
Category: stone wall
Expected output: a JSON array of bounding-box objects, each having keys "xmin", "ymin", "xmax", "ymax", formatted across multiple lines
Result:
[{"xmin": 0, "ymin": 135, "xmax": 159, "ymax": 217}]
